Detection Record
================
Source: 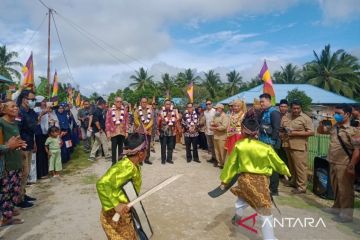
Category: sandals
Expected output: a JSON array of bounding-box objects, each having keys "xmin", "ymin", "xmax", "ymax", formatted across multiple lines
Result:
[{"xmin": 0, "ymin": 218, "xmax": 24, "ymax": 227}]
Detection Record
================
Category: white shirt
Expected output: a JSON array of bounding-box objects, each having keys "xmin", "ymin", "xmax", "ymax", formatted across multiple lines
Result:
[{"xmin": 204, "ymin": 108, "xmax": 216, "ymax": 135}]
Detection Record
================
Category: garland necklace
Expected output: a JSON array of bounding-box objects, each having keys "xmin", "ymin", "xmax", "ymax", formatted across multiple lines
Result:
[{"xmin": 139, "ymin": 106, "xmax": 152, "ymax": 124}]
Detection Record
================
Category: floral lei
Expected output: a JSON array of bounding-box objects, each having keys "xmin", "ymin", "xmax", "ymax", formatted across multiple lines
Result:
[
  {"xmin": 162, "ymin": 105, "xmax": 176, "ymax": 126},
  {"xmin": 112, "ymin": 105, "xmax": 125, "ymax": 125},
  {"xmin": 185, "ymin": 110, "xmax": 198, "ymax": 126},
  {"xmin": 138, "ymin": 106, "xmax": 152, "ymax": 124}
]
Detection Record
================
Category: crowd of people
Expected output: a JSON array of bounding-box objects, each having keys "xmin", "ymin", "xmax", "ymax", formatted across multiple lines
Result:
[{"xmin": 1, "ymin": 86, "xmax": 360, "ymax": 237}]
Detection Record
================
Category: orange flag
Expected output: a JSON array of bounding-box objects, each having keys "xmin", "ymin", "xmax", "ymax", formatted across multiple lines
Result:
[
  {"xmin": 186, "ymin": 82, "xmax": 194, "ymax": 103},
  {"xmin": 22, "ymin": 52, "xmax": 35, "ymax": 91},
  {"xmin": 76, "ymin": 92, "xmax": 81, "ymax": 107}
]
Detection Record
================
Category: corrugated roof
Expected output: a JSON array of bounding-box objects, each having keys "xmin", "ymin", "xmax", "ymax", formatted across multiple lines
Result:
[{"xmin": 220, "ymin": 84, "xmax": 357, "ymax": 105}]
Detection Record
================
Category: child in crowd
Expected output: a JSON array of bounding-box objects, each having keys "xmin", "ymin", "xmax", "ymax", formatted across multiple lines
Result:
[{"xmin": 45, "ymin": 126, "xmax": 62, "ymax": 177}]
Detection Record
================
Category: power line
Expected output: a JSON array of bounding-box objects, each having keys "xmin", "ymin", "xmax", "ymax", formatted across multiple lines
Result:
[
  {"xmin": 51, "ymin": 13, "xmax": 76, "ymax": 86},
  {"xmin": 54, "ymin": 13, "xmax": 138, "ymax": 72},
  {"xmin": 55, "ymin": 12, "xmax": 152, "ymax": 69},
  {"xmin": 17, "ymin": 13, "xmax": 47, "ymax": 54}
]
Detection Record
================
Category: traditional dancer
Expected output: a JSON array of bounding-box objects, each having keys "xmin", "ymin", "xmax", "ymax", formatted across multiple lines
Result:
[
  {"xmin": 219, "ymin": 110, "xmax": 290, "ymax": 240},
  {"xmin": 225, "ymin": 100, "xmax": 246, "ymax": 155},
  {"xmin": 134, "ymin": 97, "xmax": 153, "ymax": 165},
  {"xmin": 96, "ymin": 133, "xmax": 147, "ymax": 240},
  {"xmin": 158, "ymin": 99, "xmax": 177, "ymax": 164},
  {"xmin": 182, "ymin": 103, "xmax": 200, "ymax": 163}
]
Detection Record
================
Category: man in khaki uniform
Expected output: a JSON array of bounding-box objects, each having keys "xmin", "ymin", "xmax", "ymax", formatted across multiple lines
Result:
[
  {"xmin": 281, "ymin": 100, "xmax": 314, "ymax": 194},
  {"xmin": 211, "ymin": 104, "xmax": 228, "ymax": 168},
  {"xmin": 318, "ymin": 104, "xmax": 360, "ymax": 223}
]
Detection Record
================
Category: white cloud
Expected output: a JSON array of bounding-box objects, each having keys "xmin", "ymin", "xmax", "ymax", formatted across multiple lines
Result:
[
  {"xmin": 318, "ymin": 0, "xmax": 360, "ymax": 23},
  {"xmin": 1, "ymin": 0, "xmax": 359, "ymax": 95}
]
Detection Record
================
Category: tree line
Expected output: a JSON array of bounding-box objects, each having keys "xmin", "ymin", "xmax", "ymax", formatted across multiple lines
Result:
[{"xmin": 1, "ymin": 44, "xmax": 359, "ymax": 105}]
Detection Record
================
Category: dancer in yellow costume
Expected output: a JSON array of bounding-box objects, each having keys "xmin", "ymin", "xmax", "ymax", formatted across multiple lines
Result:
[
  {"xmin": 96, "ymin": 133, "xmax": 147, "ymax": 240},
  {"xmin": 220, "ymin": 109, "xmax": 291, "ymax": 240}
]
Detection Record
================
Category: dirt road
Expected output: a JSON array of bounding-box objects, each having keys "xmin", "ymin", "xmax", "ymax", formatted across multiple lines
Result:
[{"xmin": 1, "ymin": 143, "xmax": 359, "ymax": 240}]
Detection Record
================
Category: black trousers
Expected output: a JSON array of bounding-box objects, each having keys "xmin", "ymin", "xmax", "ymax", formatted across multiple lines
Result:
[
  {"xmin": 35, "ymin": 134, "xmax": 48, "ymax": 178},
  {"xmin": 160, "ymin": 135, "xmax": 174, "ymax": 163},
  {"xmin": 145, "ymin": 135, "xmax": 151, "ymax": 161},
  {"xmin": 197, "ymin": 132, "xmax": 208, "ymax": 150},
  {"xmin": 185, "ymin": 136, "xmax": 199, "ymax": 161},
  {"xmin": 269, "ymin": 148, "xmax": 285, "ymax": 194},
  {"xmin": 111, "ymin": 134, "xmax": 125, "ymax": 165}
]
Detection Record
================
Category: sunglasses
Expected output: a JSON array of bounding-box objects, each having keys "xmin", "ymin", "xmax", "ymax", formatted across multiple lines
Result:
[{"xmin": 206, "ymin": 103, "xmax": 212, "ymax": 105}]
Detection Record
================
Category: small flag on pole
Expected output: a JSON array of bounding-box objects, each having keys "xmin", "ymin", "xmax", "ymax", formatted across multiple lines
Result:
[
  {"xmin": 259, "ymin": 61, "xmax": 276, "ymax": 105},
  {"xmin": 186, "ymin": 81, "xmax": 194, "ymax": 103},
  {"xmin": 51, "ymin": 71, "xmax": 59, "ymax": 106},
  {"xmin": 22, "ymin": 52, "xmax": 35, "ymax": 91},
  {"xmin": 76, "ymin": 92, "xmax": 81, "ymax": 107}
]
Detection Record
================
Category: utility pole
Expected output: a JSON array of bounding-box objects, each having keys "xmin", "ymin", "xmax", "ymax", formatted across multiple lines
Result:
[{"xmin": 47, "ymin": 8, "xmax": 52, "ymax": 99}]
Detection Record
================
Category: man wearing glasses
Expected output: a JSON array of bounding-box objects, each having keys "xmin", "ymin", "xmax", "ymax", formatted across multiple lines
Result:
[{"xmin": 204, "ymin": 100, "xmax": 216, "ymax": 163}]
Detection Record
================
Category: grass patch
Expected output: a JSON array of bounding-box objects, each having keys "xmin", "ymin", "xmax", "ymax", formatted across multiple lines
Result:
[
  {"xmin": 82, "ymin": 173, "xmax": 98, "ymax": 185},
  {"xmin": 276, "ymin": 195, "xmax": 317, "ymax": 209},
  {"xmin": 62, "ymin": 144, "xmax": 92, "ymax": 175}
]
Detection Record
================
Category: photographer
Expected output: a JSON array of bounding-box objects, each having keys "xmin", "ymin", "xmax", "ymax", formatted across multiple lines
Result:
[
  {"xmin": 281, "ymin": 100, "xmax": 314, "ymax": 194},
  {"xmin": 318, "ymin": 104, "xmax": 360, "ymax": 223}
]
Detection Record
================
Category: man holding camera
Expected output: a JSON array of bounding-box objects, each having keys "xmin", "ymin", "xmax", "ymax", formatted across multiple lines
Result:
[{"xmin": 281, "ymin": 100, "xmax": 314, "ymax": 194}]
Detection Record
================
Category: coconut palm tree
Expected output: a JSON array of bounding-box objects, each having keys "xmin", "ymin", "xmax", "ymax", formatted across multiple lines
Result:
[
  {"xmin": 0, "ymin": 45, "xmax": 23, "ymax": 81},
  {"xmin": 129, "ymin": 67, "xmax": 154, "ymax": 91},
  {"xmin": 226, "ymin": 70, "xmax": 243, "ymax": 95},
  {"xmin": 202, "ymin": 70, "xmax": 222, "ymax": 99},
  {"xmin": 175, "ymin": 68, "xmax": 200, "ymax": 88},
  {"xmin": 303, "ymin": 44, "xmax": 360, "ymax": 98},
  {"xmin": 273, "ymin": 63, "xmax": 302, "ymax": 84},
  {"xmin": 159, "ymin": 73, "xmax": 174, "ymax": 97}
]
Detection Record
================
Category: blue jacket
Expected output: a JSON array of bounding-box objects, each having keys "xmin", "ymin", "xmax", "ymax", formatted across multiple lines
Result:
[{"xmin": 259, "ymin": 106, "xmax": 281, "ymax": 148}]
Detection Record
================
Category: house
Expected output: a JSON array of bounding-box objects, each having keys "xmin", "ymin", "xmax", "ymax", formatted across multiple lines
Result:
[{"xmin": 220, "ymin": 84, "xmax": 357, "ymax": 105}]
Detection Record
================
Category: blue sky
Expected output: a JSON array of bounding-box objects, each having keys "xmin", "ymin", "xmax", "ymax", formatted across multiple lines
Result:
[{"xmin": 0, "ymin": 0, "xmax": 360, "ymax": 95}]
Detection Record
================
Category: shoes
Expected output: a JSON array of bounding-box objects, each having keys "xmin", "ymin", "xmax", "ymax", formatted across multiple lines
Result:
[
  {"xmin": 187, "ymin": 159, "xmax": 192, "ymax": 163},
  {"xmin": 24, "ymin": 195, "xmax": 36, "ymax": 202},
  {"xmin": 88, "ymin": 157, "xmax": 96, "ymax": 162},
  {"xmin": 291, "ymin": 189, "xmax": 306, "ymax": 194},
  {"xmin": 231, "ymin": 214, "xmax": 242, "ymax": 225},
  {"xmin": 323, "ymin": 208, "xmax": 340, "ymax": 215},
  {"xmin": 144, "ymin": 160, "xmax": 153, "ymax": 165},
  {"xmin": 271, "ymin": 191, "xmax": 279, "ymax": 196},
  {"xmin": 161, "ymin": 161, "xmax": 165, "ymax": 165},
  {"xmin": 332, "ymin": 216, "xmax": 353, "ymax": 223},
  {"xmin": 193, "ymin": 159, "xmax": 201, "ymax": 163},
  {"xmin": 17, "ymin": 201, "xmax": 34, "ymax": 209},
  {"xmin": 218, "ymin": 165, "xmax": 223, "ymax": 169},
  {"xmin": 166, "ymin": 160, "xmax": 174, "ymax": 164},
  {"xmin": 283, "ymin": 181, "xmax": 296, "ymax": 188},
  {"xmin": 213, "ymin": 162, "xmax": 219, "ymax": 167},
  {"xmin": 207, "ymin": 159, "xmax": 215, "ymax": 163}
]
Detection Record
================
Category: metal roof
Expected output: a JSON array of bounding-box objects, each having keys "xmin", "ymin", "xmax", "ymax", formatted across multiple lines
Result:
[
  {"xmin": 220, "ymin": 84, "xmax": 357, "ymax": 105},
  {"xmin": 0, "ymin": 74, "xmax": 13, "ymax": 83}
]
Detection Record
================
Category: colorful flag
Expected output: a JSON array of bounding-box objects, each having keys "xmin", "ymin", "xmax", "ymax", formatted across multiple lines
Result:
[
  {"xmin": 186, "ymin": 81, "xmax": 194, "ymax": 103},
  {"xmin": 75, "ymin": 92, "xmax": 81, "ymax": 107},
  {"xmin": 259, "ymin": 61, "xmax": 276, "ymax": 105},
  {"xmin": 21, "ymin": 53, "xmax": 35, "ymax": 91},
  {"xmin": 67, "ymin": 84, "xmax": 74, "ymax": 104},
  {"xmin": 51, "ymin": 71, "xmax": 59, "ymax": 106}
]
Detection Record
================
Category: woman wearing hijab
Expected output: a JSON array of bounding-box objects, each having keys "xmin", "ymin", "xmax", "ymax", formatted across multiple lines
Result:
[{"xmin": 55, "ymin": 103, "xmax": 72, "ymax": 163}]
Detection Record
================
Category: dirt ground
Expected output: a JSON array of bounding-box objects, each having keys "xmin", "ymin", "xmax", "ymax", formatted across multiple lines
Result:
[{"xmin": 0, "ymin": 143, "xmax": 359, "ymax": 240}]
